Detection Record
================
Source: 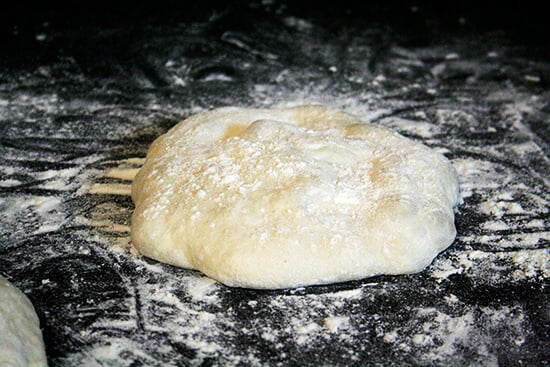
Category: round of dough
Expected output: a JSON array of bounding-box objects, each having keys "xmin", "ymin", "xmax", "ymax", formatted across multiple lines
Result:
[
  {"xmin": 131, "ymin": 105, "xmax": 459, "ymax": 289},
  {"xmin": 0, "ymin": 275, "xmax": 48, "ymax": 367}
]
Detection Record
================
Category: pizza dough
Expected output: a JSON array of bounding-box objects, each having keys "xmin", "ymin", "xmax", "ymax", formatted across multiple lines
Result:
[
  {"xmin": 131, "ymin": 105, "xmax": 459, "ymax": 289},
  {"xmin": 0, "ymin": 275, "xmax": 48, "ymax": 367}
]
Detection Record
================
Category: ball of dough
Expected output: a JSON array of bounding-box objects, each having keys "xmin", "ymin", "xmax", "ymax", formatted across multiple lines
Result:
[
  {"xmin": 131, "ymin": 105, "xmax": 459, "ymax": 289},
  {"xmin": 0, "ymin": 275, "xmax": 48, "ymax": 367}
]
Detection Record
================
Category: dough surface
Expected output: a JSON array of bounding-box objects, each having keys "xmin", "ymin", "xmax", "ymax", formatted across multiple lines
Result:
[
  {"xmin": 0, "ymin": 275, "xmax": 48, "ymax": 367},
  {"xmin": 131, "ymin": 105, "xmax": 459, "ymax": 289}
]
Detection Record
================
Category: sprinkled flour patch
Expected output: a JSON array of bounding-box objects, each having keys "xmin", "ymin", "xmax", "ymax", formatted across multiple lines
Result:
[
  {"xmin": 380, "ymin": 304, "xmax": 527, "ymax": 366},
  {"xmin": 431, "ymin": 249, "xmax": 549, "ymax": 282},
  {"xmin": 324, "ymin": 315, "xmax": 350, "ymax": 332}
]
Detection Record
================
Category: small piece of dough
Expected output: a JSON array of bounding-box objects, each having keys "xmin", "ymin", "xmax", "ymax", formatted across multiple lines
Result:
[
  {"xmin": 131, "ymin": 105, "xmax": 459, "ymax": 289},
  {"xmin": 0, "ymin": 275, "xmax": 48, "ymax": 367}
]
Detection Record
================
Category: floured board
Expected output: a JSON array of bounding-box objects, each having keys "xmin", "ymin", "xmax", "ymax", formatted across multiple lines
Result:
[{"xmin": 0, "ymin": 2, "xmax": 548, "ymax": 366}]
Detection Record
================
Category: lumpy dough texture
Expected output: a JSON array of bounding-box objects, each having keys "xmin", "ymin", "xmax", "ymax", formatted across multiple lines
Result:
[
  {"xmin": 131, "ymin": 105, "xmax": 459, "ymax": 289},
  {"xmin": 0, "ymin": 275, "xmax": 48, "ymax": 367}
]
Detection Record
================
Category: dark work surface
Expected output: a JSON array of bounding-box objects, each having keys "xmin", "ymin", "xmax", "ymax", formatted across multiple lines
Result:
[{"xmin": 0, "ymin": 1, "xmax": 548, "ymax": 366}]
